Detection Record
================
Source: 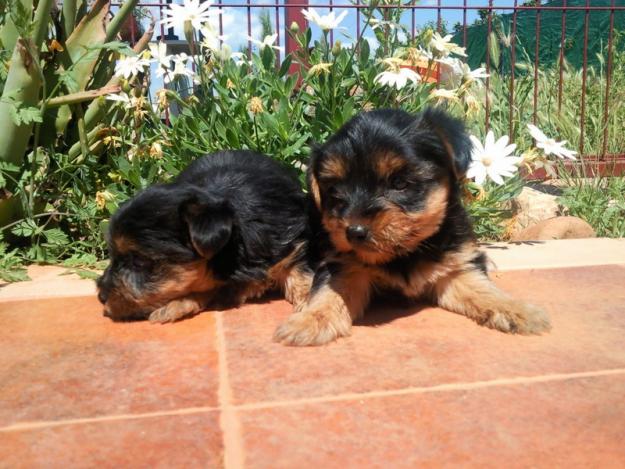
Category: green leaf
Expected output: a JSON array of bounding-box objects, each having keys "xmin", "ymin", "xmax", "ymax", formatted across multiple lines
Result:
[
  {"xmin": 0, "ymin": 267, "xmax": 30, "ymax": 282},
  {"xmin": 359, "ymin": 38, "xmax": 370, "ymax": 64},
  {"xmin": 261, "ymin": 46, "xmax": 275, "ymax": 71},
  {"xmin": 66, "ymin": 268, "xmax": 100, "ymax": 280},
  {"xmin": 57, "ymin": 70, "xmax": 80, "ymax": 93},
  {"xmin": 44, "ymin": 228, "xmax": 70, "ymax": 245},
  {"xmin": 278, "ymin": 55, "xmax": 292, "ymax": 77},
  {"xmin": 11, "ymin": 219, "xmax": 39, "ymax": 237},
  {"xmin": 86, "ymin": 41, "xmax": 135, "ymax": 56},
  {"xmin": 0, "ymin": 162, "xmax": 21, "ymax": 172},
  {"xmin": 9, "ymin": 104, "xmax": 43, "ymax": 126}
]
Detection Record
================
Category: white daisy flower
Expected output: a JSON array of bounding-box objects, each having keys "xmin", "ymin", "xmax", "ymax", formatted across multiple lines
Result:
[
  {"xmin": 105, "ymin": 92, "xmax": 132, "ymax": 104},
  {"xmin": 160, "ymin": 0, "xmax": 221, "ymax": 31},
  {"xmin": 527, "ymin": 124, "xmax": 577, "ymax": 160},
  {"xmin": 430, "ymin": 88, "xmax": 459, "ymax": 102},
  {"xmin": 247, "ymin": 33, "xmax": 284, "ymax": 52},
  {"xmin": 429, "ymin": 32, "xmax": 466, "ymax": 58},
  {"xmin": 368, "ymin": 18, "xmax": 399, "ymax": 31},
  {"xmin": 114, "ymin": 55, "xmax": 151, "ymax": 79},
  {"xmin": 301, "ymin": 8, "xmax": 348, "ymax": 31},
  {"xmin": 374, "ymin": 68, "xmax": 421, "ymax": 90},
  {"xmin": 149, "ymin": 42, "xmax": 172, "ymax": 69},
  {"xmin": 199, "ymin": 26, "xmax": 227, "ymax": 52},
  {"xmin": 467, "ymin": 131, "xmax": 522, "ymax": 185},
  {"xmin": 158, "ymin": 53, "xmax": 197, "ymax": 84},
  {"xmin": 459, "ymin": 63, "xmax": 489, "ymax": 87}
]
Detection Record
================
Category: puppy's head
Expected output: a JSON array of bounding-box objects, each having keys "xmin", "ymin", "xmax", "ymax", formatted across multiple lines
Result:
[
  {"xmin": 96, "ymin": 185, "xmax": 231, "ymax": 320},
  {"xmin": 309, "ymin": 107, "xmax": 472, "ymax": 264}
]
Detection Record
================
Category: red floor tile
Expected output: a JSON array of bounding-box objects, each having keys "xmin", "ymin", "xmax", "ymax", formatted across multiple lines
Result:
[
  {"xmin": 239, "ymin": 374, "xmax": 625, "ymax": 469},
  {"xmin": 222, "ymin": 265, "xmax": 625, "ymax": 404},
  {"xmin": 0, "ymin": 412, "xmax": 222, "ymax": 469},
  {"xmin": 0, "ymin": 297, "xmax": 219, "ymax": 426}
]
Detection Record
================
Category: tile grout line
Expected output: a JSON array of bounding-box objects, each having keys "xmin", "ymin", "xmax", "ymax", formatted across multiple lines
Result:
[
  {"xmin": 234, "ymin": 368, "xmax": 625, "ymax": 411},
  {"xmin": 0, "ymin": 406, "xmax": 219, "ymax": 432},
  {"xmin": 2, "ymin": 367, "xmax": 625, "ymax": 434},
  {"xmin": 216, "ymin": 310, "xmax": 246, "ymax": 469}
]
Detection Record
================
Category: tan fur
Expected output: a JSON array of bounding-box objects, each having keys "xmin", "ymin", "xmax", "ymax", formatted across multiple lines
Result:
[
  {"xmin": 318, "ymin": 154, "xmax": 348, "ymax": 180},
  {"xmin": 433, "ymin": 268, "xmax": 551, "ymax": 334},
  {"xmin": 274, "ymin": 264, "xmax": 373, "ymax": 346},
  {"xmin": 105, "ymin": 260, "xmax": 223, "ymax": 322},
  {"xmin": 113, "ymin": 235, "xmax": 137, "ymax": 254},
  {"xmin": 149, "ymin": 293, "xmax": 212, "ymax": 323},
  {"xmin": 375, "ymin": 152, "xmax": 406, "ymax": 179},
  {"xmin": 276, "ymin": 239, "xmax": 550, "ymax": 345},
  {"xmin": 322, "ymin": 182, "xmax": 450, "ymax": 265},
  {"xmin": 265, "ymin": 242, "xmax": 313, "ymax": 307},
  {"xmin": 309, "ymin": 174, "xmax": 322, "ymax": 210}
]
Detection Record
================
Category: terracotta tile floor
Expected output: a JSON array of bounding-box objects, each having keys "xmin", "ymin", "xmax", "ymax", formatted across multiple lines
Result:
[{"xmin": 1, "ymin": 253, "xmax": 625, "ymax": 467}]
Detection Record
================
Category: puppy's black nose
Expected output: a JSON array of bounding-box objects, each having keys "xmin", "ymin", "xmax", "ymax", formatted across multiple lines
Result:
[
  {"xmin": 346, "ymin": 224, "xmax": 369, "ymax": 243},
  {"xmin": 98, "ymin": 290, "xmax": 108, "ymax": 305}
]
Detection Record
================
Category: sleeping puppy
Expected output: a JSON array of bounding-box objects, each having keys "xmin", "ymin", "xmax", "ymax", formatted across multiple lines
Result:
[
  {"xmin": 274, "ymin": 108, "xmax": 551, "ymax": 346},
  {"xmin": 97, "ymin": 150, "xmax": 313, "ymax": 323}
]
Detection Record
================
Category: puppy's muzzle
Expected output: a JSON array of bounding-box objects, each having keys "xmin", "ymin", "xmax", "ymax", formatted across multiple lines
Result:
[{"xmin": 346, "ymin": 224, "xmax": 370, "ymax": 243}]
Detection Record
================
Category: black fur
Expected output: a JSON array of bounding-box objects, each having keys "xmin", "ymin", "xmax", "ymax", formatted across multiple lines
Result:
[
  {"xmin": 97, "ymin": 150, "xmax": 311, "ymax": 320},
  {"xmin": 310, "ymin": 108, "xmax": 476, "ymax": 275}
]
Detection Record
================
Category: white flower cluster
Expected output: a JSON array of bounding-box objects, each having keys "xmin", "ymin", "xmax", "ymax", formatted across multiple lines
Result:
[
  {"xmin": 112, "ymin": 0, "xmax": 262, "ymax": 99},
  {"xmin": 468, "ymin": 125, "xmax": 577, "ymax": 185}
]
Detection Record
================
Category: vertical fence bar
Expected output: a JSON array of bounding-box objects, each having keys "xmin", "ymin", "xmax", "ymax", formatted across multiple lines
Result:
[
  {"xmin": 329, "ymin": 0, "xmax": 334, "ymax": 46},
  {"xmin": 357, "ymin": 0, "xmax": 362, "ymax": 40},
  {"xmin": 218, "ymin": 0, "xmax": 224, "ymax": 39},
  {"xmin": 533, "ymin": 0, "xmax": 541, "ymax": 125},
  {"xmin": 509, "ymin": 0, "xmax": 518, "ymax": 139},
  {"xmin": 247, "ymin": 2, "xmax": 252, "ymax": 60},
  {"xmin": 437, "ymin": 0, "xmax": 441, "ymax": 32},
  {"xmin": 411, "ymin": 0, "xmax": 415, "ymax": 40},
  {"xmin": 557, "ymin": 0, "xmax": 567, "ymax": 113},
  {"xmin": 275, "ymin": 0, "xmax": 281, "ymax": 63},
  {"xmin": 601, "ymin": 0, "xmax": 616, "ymax": 158},
  {"xmin": 462, "ymin": 0, "xmax": 468, "ymax": 49},
  {"xmin": 485, "ymin": 0, "xmax": 493, "ymax": 132},
  {"xmin": 579, "ymin": 0, "xmax": 590, "ymax": 154}
]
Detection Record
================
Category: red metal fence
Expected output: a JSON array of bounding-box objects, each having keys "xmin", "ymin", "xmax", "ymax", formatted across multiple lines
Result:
[{"xmin": 121, "ymin": 1, "xmax": 625, "ymax": 167}]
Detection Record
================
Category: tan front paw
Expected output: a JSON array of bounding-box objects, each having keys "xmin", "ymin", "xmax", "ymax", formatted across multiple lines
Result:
[
  {"xmin": 486, "ymin": 302, "xmax": 552, "ymax": 335},
  {"xmin": 149, "ymin": 298, "xmax": 201, "ymax": 324},
  {"xmin": 273, "ymin": 309, "xmax": 351, "ymax": 346}
]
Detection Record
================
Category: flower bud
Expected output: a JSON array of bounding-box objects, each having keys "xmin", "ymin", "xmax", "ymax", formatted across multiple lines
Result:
[{"xmin": 331, "ymin": 40, "xmax": 342, "ymax": 57}]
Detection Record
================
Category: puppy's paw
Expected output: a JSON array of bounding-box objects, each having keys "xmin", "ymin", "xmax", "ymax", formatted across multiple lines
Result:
[
  {"xmin": 486, "ymin": 302, "xmax": 551, "ymax": 335},
  {"xmin": 149, "ymin": 298, "xmax": 201, "ymax": 324},
  {"xmin": 273, "ymin": 309, "xmax": 351, "ymax": 346}
]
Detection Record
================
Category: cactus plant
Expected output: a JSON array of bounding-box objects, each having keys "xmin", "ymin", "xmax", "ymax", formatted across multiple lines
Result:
[{"xmin": 0, "ymin": 0, "xmax": 153, "ymax": 227}]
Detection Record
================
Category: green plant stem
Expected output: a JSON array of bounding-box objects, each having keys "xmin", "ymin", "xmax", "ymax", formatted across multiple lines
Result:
[
  {"xmin": 0, "ymin": 212, "xmax": 74, "ymax": 234},
  {"xmin": 32, "ymin": 0, "xmax": 55, "ymax": 45}
]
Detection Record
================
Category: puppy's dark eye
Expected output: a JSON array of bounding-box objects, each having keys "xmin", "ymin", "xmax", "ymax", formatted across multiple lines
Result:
[
  {"xmin": 389, "ymin": 174, "xmax": 408, "ymax": 191},
  {"xmin": 132, "ymin": 255, "xmax": 154, "ymax": 270},
  {"xmin": 325, "ymin": 186, "xmax": 345, "ymax": 210}
]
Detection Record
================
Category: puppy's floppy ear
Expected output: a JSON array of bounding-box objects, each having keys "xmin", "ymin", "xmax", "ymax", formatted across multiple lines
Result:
[
  {"xmin": 181, "ymin": 190, "xmax": 233, "ymax": 258},
  {"xmin": 418, "ymin": 107, "xmax": 473, "ymax": 179},
  {"xmin": 307, "ymin": 145, "xmax": 323, "ymax": 210}
]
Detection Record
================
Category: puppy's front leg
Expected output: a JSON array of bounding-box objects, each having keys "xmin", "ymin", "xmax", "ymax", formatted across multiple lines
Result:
[
  {"xmin": 149, "ymin": 292, "xmax": 213, "ymax": 323},
  {"xmin": 434, "ymin": 269, "xmax": 551, "ymax": 335},
  {"xmin": 274, "ymin": 263, "xmax": 372, "ymax": 346}
]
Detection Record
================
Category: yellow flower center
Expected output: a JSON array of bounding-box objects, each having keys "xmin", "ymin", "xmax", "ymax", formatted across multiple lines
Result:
[{"xmin": 482, "ymin": 155, "xmax": 492, "ymax": 167}]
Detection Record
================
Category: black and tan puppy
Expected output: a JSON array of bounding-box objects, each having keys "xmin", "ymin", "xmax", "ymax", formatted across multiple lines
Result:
[
  {"xmin": 97, "ymin": 150, "xmax": 313, "ymax": 323},
  {"xmin": 274, "ymin": 108, "xmax": 551, "ymax": 346}
]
